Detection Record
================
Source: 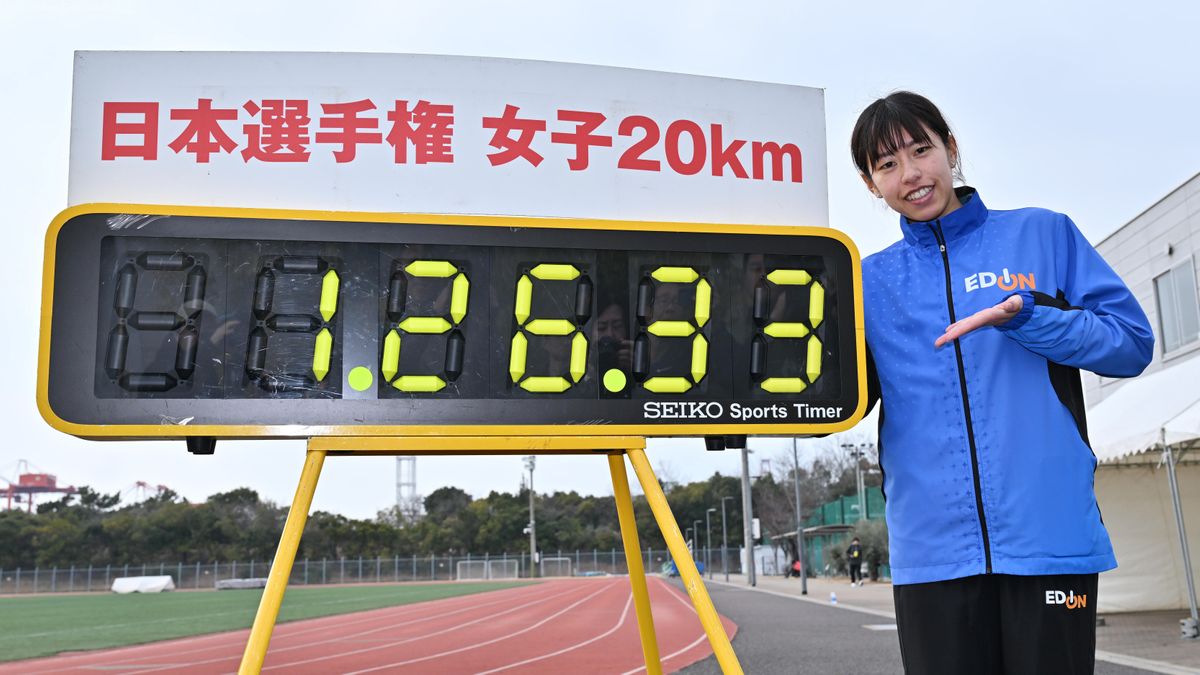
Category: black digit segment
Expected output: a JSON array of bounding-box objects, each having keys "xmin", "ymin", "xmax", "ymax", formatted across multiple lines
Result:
[
  {"xmin": 381, "ymin": 260, "xmax": 470, "ymax": 393},
  {"xmin": 51, "ymin": 210, "xmax": 863, "ymax": 436},
  {"xmin": 508, "ymin": 263, "xmax": 593, "ymax": 393},
  {"xmin": 750, "ymin": 267, "xmax": 826, "ymax": 393},
  {"xmin": 244, "ymin": 255, "xmax": 340, "ymax": 396},
  {"xmin": 632, "ymin": 266, "xmax": 711, "ymax": 394},
  {"xmin": 96, "ymin": 241, "xmax": 213, "ymax": 397}
]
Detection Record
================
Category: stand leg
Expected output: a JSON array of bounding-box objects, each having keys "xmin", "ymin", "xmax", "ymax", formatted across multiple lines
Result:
[
  {"xmin": 609, "ymin": 454, "xmax": 662, "ymax": 675},
  {"xmin": 238, "ymin": 449, "xmax": 327, "ymax": 674},
  {"xmin": 627, "ymin": 447, "xmax": 743, "ymax": 675}
]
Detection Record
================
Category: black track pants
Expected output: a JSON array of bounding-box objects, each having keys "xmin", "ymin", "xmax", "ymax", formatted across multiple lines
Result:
[{"xmin": 893, "ymin": 573, "xmax": 1098, "ymax": 675}]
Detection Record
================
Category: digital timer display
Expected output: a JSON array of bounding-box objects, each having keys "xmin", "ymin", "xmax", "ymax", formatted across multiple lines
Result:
[{"xmin": 39, "ymin": 206, "xmax": 865, "ymax": 439}]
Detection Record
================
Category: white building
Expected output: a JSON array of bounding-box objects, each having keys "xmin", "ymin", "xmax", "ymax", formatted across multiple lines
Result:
[
  {"xmin": 1082, "ymin": 172, "xmax": 1199, "ymax": 622},
  {"xmin": 1086, "ymin": 171, "xmax": 1200, "ymax": 405}
]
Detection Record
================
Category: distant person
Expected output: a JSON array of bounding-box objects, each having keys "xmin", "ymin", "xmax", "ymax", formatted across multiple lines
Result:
[
  {"xmin": 790, "ymin": 557, "xmax": 802, "ymax": 579},
  {"xmin": 846, "ymin": 537, "xmax": 862, "ymax": 586},
  {"xmin": 852, "ymin": 91, "xmax": 1153, "ymax": 673}
]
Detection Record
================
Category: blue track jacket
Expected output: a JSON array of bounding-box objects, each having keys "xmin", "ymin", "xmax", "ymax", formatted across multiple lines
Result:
[{"xmin": 863, "ymin": 188, "xmax": 1154, "ymax": 585}]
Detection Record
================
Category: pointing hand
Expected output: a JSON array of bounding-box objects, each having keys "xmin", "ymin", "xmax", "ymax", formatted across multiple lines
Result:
[{"xmin": 934, "ymin": 294, "xmax": 1024, "ymax": 348}]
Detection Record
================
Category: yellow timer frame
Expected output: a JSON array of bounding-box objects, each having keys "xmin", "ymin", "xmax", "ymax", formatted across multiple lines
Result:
[{"xmin": 38, "ymin": 203, "xmax": 867, "ymax": 441}]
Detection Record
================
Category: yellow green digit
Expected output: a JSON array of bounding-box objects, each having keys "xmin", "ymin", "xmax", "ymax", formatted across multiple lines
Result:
[
  {"xmin": 640, "ymin": 266, "xmax": 708, "ymax": 393},
  {"xmin": 809, "ymin": 281, "xmax": 825, "ymax": 327},
  {"xmin": 570, "ymin": 333, "xmax": 588, "ymax": 383},
  {"xmin": 393, "ymin": 375, "xmax": 446, "ymax": 392},
  {"xmin": 405, "ymin": 260, "xmax": 458, "ymax": 278},
  {"xmin": 382, "ymin": 330, "xmax": 401, "ymax": 381},
  {"xmin": 759, "ymin": 268, "xmax": 825, "ymax": 393},
  {"xmin": 530, "ymin": 263, "xmax": 580, "ymax": 281},
  {"xmin": 451, "ymin": 273, "xmax": 469, "ymax": 323},
  {"xmin": 520, "ymin": 376, "xmax": 572, "ymax": 393},
  {"xmin": 509, "ymin": 263, "xmax": 589, "ymax": 393},
  {"xmin": 761, "ymin": 377, "xmax": 807, "ymax": 393},
  {"xmin": 643, "ymin": 377, "xmax": 692, "ymax": 394},
  {"xmin": 509, "ymin": 332, "xmax": 527, "ymax": 383},
  {"xmin": 319, "ymin": 270, "xmax": 339, "ymax": 322},
  {"xmin": 807, "ymin": 335, "xmax": 823, "ymax": 382},
  {"xmin": 312, "ymin": 328, "xmax": 332, "ymax": 382},
  {"xmin": 384, "ymin": 260, "xmax": 470, "ymax": 388},
  {"xmin": 691, "ymin": 334, "xmax": 708, "ymax": 383}
]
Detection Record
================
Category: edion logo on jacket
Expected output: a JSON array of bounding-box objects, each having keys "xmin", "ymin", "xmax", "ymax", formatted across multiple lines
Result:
[
  {"xmin": 963, "ymin": 269, "xmax": 1036, "ymax": 293},
  {"xmin": 862, "ymin": 188, "xmax": 1153, "ymax": 586}
]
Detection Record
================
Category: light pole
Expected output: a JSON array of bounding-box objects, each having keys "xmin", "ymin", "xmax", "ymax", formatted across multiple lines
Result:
[
  {"xmin": 524, "ymin": 455, "xmax": 537, "ymax": 578},
  {"xmin": 693, "ymin": 520, "xmax": 702, "ymax": 570},
  {"xmin": 706, "ymin": 507, "xmax": 716, "ymax": 580},
  {"xmin": 721, "ymin": 496, "xmax": 735, "ymax": 582},
  {"xmin": 841, "ymin": 442, "xmax": 868, "ymax": 522},
  {"xmin": 792, "ymin": 437, "xmax": 808, "ymax": 595},
  {"xmin": 741, "ymin": 446, "xmax": 756, "ymax": 586}
]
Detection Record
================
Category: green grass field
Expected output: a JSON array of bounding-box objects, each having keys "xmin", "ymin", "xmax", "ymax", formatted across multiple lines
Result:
[{"xmin": 0, "ymin": 581, "xmax": 533, "ymax": 662}]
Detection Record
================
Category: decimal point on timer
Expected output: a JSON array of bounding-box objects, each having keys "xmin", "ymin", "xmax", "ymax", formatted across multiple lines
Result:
[
  {"xmin": 603, "ymin": 368, "xmax": 627, "ymax": 393},
  {"xmin": 348, "ymin": 366, "xmax": 373, "ymax": 392}
]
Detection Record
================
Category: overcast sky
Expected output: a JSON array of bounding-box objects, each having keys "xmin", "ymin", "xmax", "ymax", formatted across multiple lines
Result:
[{"xmin": 3, "ymin": 1, "xmax": 1198, "ymax": 520}]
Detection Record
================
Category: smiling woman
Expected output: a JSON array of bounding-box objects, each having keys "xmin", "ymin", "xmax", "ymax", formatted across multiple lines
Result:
[
  {"xmin": 850, "ymin": 91, "xmax": 1154, "ymax": 674},
  {"xmin": 851, "ymin": 92, "xmax": 963, "ymax": 224}
]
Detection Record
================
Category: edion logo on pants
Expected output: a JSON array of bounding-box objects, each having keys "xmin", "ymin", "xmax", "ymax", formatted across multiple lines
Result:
[{"xmin": 1045, "ymin": 590, "xmax": 1088, "ymax": 609}]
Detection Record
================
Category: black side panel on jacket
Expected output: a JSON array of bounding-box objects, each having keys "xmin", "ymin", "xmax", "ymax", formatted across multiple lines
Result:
[
  {"xmin": 1031, "ymin": 290, "xmax": 1090, "ymax": 448},
  {"xmin": 866, "ymin": 347, "xmax": 886, "ymax": 502}
]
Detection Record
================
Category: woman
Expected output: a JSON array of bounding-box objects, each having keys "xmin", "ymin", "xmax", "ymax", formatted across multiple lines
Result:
[{"xmin": 853, "ymin": 91, "xmax": 1153, "ymax": 673}]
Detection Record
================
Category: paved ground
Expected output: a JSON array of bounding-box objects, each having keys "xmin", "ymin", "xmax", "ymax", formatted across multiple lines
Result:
[{"xmin": 678, "ymin": 574, "xmax": 1200, "ymax": 674}]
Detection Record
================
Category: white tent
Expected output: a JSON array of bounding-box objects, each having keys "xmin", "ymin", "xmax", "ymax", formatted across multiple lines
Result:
[
  {"xmin": 1090, "ymin": 354, "xmax": 1200, "ymax": 463},
  {"xmin": 1088, "ymin": 355, "xmax": 1199, "ymax": 634}
]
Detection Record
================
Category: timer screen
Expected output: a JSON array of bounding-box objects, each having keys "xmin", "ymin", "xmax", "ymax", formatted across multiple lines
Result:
[{"xmin": 42, "ymin": 208, "xmax": 864, "ymax": 436}]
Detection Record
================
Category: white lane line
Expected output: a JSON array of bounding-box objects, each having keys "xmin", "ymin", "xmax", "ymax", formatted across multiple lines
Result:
[
  {"xmin": 863, "ymin": 624, "xmax": 897, "ymax": 631},
  {"xmin": 265, "ymin": 581, "xmax": 610, "ymax": 672},
  {"xmin": 659, "ymin": 577, "xmax": 700, "ymax": 614},
  {"xmin": 22, "ymin": 584, "xmax": 545, "ymax": 674},
  {"xmin": 79, "ymin": 665, "xmax": 199, "ymax": 671},
  {"xmin": 620, "ymin": 635, "xmax": 709, "ymax": 675},
  {"xmin": 106, "ymin": 582, "xmax": 549, "ymax": 668},
  {"xmin": 114, "ymin": 583, "xmax": 578, "ymax": 675},
  {"xmin": 1094, "ymin": 650, "xmax": 1200, "ymax": 675},
  {"xmin": 343, "ymin": 580, "xmax": 620, "ymax": 674},
  {"xmin": 619, "ymin": 577, "xmax": 721, "ymax": 675},
  {"xmin": 474, "ymin": 590, "xmax": 634, "ymax": 674}
]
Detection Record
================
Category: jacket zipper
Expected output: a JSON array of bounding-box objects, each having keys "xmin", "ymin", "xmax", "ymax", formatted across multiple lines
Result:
[{"xmin": 928, "ymin": 221, "xmax": 993, "ymax": 574}]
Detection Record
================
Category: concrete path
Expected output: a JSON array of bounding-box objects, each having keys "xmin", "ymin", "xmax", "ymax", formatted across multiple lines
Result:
[{"xmin": 680, "ymin": 574, "xmax": 1199, "ymax": 674}]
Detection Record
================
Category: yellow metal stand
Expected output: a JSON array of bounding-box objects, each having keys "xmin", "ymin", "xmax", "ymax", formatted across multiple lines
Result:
[
  {"xmin": 627, "ymin": 447, "xmax": 742, "ymax": 674},
  {"xmin": 608, "ymin": 454, "xmax": 662, "ymax": 675},
  {"xmin": 237, "ymin": 437, "xmax": 742, "ymax": 675},
  {"xmin": 238, "ymin": 449, "xmax": 326, "ymax": 675}
]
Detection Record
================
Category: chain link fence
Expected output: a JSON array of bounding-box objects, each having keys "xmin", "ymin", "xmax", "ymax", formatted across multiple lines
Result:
[{"xmin": 0, "ymin": 546, "xmax": 751, "ymax": 594}]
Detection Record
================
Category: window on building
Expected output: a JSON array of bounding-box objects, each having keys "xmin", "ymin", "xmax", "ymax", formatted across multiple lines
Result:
[{"xmin": 1154, "ymin": 258, "xmax": 1200, "ymax": 354}]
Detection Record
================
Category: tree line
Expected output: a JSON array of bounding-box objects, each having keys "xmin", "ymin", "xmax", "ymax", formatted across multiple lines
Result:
[{"xmin": 2, "ymin": 440, "xmax": 880, "ymax": 570}]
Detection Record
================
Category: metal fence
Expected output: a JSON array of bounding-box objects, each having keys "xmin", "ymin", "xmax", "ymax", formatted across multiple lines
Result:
[{"xmin": 0, "ymin": 547, "xmax": 758, "ymax": 594}]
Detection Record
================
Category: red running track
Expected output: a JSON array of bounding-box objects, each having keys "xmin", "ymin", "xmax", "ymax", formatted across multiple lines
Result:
[{"xmin": 3, "ymin": 576, "xmax": 737, "ymax": 674}]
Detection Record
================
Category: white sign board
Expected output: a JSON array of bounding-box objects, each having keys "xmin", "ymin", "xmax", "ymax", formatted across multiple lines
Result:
[{"xmin": 70, "ymin": 52, "xmax": 828, "ymax": 226}]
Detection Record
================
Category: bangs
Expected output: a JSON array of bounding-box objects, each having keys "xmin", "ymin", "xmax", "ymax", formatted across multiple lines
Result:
[{"xmin": 850, "ymin": 91, "xmax": 950, "ymax": 176}]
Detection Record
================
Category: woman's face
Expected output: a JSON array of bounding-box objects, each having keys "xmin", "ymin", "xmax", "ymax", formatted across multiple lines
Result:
[{"xmin": 862, "ymin": 125, "xmax": 960, "ymax": 223}]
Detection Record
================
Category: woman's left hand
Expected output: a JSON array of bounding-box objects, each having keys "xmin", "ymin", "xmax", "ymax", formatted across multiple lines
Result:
[{"xmin": 934, "ymin": 294, "xmax": 1024, "ymax": 348}]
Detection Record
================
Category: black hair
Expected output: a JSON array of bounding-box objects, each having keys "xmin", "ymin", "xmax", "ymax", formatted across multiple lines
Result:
[{"xmin": 850, "ymin": 91, "xmax": 959, "ymax": 179}]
